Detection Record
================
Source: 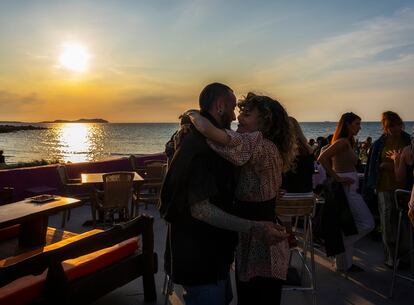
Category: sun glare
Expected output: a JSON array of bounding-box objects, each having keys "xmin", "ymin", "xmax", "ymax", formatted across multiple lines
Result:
[{"xmin": 58, "ymin": 42, "xmax": 90, "ymax": 73}]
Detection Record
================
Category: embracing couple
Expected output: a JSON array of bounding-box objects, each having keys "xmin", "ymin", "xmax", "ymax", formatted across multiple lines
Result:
[{"xmin": 160, "ymin": 82, "xmax": 297, "ymax": 305}]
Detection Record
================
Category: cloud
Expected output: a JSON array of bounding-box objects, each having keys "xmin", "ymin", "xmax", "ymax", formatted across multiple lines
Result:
[
  {"xmin": 0, "ymin": 90, "xmax": 45, "ymax": 120},
  {"xmin": 252, "ymin": 8, "xmax": 414, "ymax": 120},
  {"xmin": 0, "ymin": 90, "xmax": 42, "ymax": 107}
]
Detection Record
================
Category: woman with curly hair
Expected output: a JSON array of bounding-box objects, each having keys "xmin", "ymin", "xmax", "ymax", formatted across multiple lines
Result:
[
  {"xmin": 318, "ymin": 112, "xmax": 374, "ymax": 272},
  {"xmin": 186, "ymin": 92, "xmax": 296, "ymax": 305},
  {"xmin": 282, "ymin": 117, "xmax": 315, "ymax": 193}
]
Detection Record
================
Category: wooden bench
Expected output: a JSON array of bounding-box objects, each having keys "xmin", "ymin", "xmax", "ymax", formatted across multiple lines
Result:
[{"xmin": 0, "ymin": 215, "xmax": 157, "ymax": 305}]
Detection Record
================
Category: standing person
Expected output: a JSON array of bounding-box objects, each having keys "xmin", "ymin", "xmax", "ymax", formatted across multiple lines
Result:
[
  {"xmin": 365, "ymin": 111, "xmax": 411, "ymax": 268},
  {"xmin": 308, "ymin": 138, "xmax": 317, "ymax": 153},
  {"xmin": 187, "ymin": 92, "xmax": 295, "ymax": 305},
  {"xmin": 159, "ymin": 84, "xmax": 285, "ymax": 305},
  {"xmin": 318, "ymin": 112, "xmax": 374, "ymax": 272},
  {"xmin": 386, "ymin": 129, "xmax": 414, "ymax": 190},
  {"xmin": 359, "ymin": 137, "xmax": 372, "ymax": 165},
  {"xmin": 0, "ymin": 150, "xmax": 5, "ymax": 164}
]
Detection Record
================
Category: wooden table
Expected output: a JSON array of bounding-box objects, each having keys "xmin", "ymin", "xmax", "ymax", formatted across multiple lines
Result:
[
  {"xmin": 81, "ymin": 172, "xmax": 143, "ymax": 184},
  {"xmin": 0, "ymin": 196, "xmax": 81, "ymax": 247}
]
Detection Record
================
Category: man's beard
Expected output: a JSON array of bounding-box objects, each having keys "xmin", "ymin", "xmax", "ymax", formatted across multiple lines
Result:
[{"xmin": 220, "ymin": 112, "xmax": 233, "ymax": 129}]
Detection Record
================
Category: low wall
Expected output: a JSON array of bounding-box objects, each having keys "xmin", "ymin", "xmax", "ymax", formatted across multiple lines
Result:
[{"xmin": 0, "ymin": 153, "xmax": 166, "ymax": 202}]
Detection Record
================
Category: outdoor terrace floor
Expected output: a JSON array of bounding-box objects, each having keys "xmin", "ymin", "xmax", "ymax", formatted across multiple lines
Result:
[{"xmin": 45, "ymin": 204, "xmax": 414, "ymax": 305}]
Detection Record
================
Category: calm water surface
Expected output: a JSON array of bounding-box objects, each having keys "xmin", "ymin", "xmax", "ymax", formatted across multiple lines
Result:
[{"xmin": 0, "ymin": 122, "xmax": 413, "ymax": 164}]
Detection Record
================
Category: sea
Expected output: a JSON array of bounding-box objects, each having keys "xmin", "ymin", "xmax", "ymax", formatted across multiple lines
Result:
[{"xmin": 1, "ymin": 122, "xmax": 413, "ymax": 164}]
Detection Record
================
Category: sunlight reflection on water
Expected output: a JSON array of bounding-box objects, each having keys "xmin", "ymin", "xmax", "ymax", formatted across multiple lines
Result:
[
  {"xmin": 0, "ymin": 123, "xmax": 179, "ymax": 163},
  {"xmin": 58, "ymin": 123, "xmax": 99, "ymax": 162},
  {"xmin": 1, "ymin": 121, "xmax": 412, "ymax": 164}
]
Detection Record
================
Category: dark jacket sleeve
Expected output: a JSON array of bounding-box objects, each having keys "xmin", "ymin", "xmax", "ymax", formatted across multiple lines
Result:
[{"xmin": 159, "ymin": 130, "xmax": 211, "ymax": 223}]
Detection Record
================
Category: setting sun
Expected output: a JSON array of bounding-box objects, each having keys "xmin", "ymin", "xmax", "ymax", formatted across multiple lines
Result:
[{"xmin": 58, "ymin": 42, "xmax": 90, "ymax": 73}]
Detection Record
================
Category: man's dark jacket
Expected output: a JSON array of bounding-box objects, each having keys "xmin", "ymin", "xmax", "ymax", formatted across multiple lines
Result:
[
  {"xmin": 159, "ymin": 113, "xmax": 238, "ymax": 285},
  {"xmin": 364, "ymin": 131, "xmax": 411, "ymax": 192}
]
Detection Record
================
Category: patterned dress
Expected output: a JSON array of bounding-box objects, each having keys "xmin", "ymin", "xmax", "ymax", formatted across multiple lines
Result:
[{"xmin": 208, "ymin": 130, "xmax": 289, "ymax": 281}]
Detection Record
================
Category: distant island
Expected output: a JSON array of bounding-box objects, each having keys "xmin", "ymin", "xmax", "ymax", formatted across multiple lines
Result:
[
  {"xmin": 40, "ymin": 118, "xmax": 109, "ymax": 123},
  {"xmin": 0, "ymin": 125, "xmax": 47, "ymax": 134}
]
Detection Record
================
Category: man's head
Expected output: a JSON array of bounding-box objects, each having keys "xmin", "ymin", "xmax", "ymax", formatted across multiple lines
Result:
[{"xmin": 199, "ymin": 82, "xmax": 236, "ymax": 128}]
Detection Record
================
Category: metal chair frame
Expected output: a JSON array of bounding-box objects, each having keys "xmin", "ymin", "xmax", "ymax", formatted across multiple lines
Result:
[
  {"xmin": 389, "ymin": 189, "xmax": 414, "ymax": 298},
  {"xmin": 162, "ymin": 222, "xmax": 174, "ymax": 305},
  {"xmin": 131, "ymin": 163, "xmax": 167, "ymax": 216},
  {"xmin": 276, "ymin": 194, "xmax": 317, "ymax": 305}
]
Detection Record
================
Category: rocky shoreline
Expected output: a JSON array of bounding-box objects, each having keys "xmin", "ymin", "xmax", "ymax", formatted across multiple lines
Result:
[{"xmin": 0, "ymin": 125, "xmax": 48, "ymax": 133}]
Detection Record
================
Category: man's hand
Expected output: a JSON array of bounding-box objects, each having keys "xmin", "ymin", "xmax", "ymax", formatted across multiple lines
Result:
[
  {"xmin": 278, "ymin": 189, "xmax": 286, "ymax": 199},
  {"xmin": 409, "ymin": 200, "xmax": 414, "ymax": 226},
  {"xmin": 251, "ymin": 221, "xmax": 289, "ymax": 242},
  {"xmin": 408, "ymin": 208, "xmax": 414, "ymax": 226}
]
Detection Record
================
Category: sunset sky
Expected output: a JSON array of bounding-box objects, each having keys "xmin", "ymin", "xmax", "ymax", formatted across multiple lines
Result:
[{"xmin": 1, "ymin": 0, "xmax": 413, "ymax": 122}]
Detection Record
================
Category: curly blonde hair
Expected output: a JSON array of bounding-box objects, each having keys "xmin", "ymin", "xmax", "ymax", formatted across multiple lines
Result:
[{"xmin": 238, "ymin": 92, "xmax": 297, "ymax": 172}]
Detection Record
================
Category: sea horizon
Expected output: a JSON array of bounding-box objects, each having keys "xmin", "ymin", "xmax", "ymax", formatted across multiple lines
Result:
[
  {"xmin": 1, "ymin": 121, "xmax": 413, "ymax": 165},
  {"xmin": 2, "ymin": 120, "xmax": 414, "ymax": 124}
]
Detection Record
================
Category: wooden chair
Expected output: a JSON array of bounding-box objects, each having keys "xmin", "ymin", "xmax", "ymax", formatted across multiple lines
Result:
[
  {"xmin": 129, "ymin": 155, "xmax": 146, "ymax": 176},
  {"xmin": 276, "ymin": 193, "xmax": 317, "ymax": 305},
  {"xmin": 56, "ymin": 165, "xmax": 89, "ymax": 228},
  {"xmin": 93, "ymin": 172, "xmax": 134, "ymax": 226},
  {"xmin": 0, "ymin": 187, "xmax": 14, "ymax": 205},
  {"xmin": 131, "ymin": 163, "xmax": 167, "ymax": 216}
]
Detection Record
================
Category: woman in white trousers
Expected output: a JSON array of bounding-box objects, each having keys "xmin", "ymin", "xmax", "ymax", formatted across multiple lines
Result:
[{"xmin": 319, "ymin": 112, "xmax": 374, "ymax": 272}]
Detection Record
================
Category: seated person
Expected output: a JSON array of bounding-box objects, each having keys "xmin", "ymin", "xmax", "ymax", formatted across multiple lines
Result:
[{"xmin": 282, "ymin": 117, "xmax": 314, "ymax": 193}]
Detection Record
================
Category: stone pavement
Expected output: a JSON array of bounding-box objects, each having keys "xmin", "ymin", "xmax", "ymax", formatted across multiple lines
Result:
[{"xmin": 48, "ymin": 204, "xmax": 414, "ymax": 305}]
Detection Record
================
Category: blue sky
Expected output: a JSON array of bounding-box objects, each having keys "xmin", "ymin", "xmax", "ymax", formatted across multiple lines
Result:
[{"xmin": 0, "ymin": 0, "xmax": 413, "ymax": 122}]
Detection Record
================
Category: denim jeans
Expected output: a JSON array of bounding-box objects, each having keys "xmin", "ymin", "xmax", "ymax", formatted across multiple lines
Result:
[
  {"xmin": 378, "ymin": 191, "xmax": 411, "ymax": 265},
  {"xmin": 182, "ymin": 273, "xmax": 233, "ymax": 305}
]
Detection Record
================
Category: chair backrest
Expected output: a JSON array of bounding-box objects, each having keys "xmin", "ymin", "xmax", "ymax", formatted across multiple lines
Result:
[
  {"xmin": 144, "ymin": 160, "xmax": 166, "ymax": 167},
  {"xmin": 102, "ymin": 172, "xmax": 134, "ymax": 209},
  {"xmin": 276, "ymin": 195, "xmax": 316, "ymax": 217},
  {"xmin": 129, "ymin": 155, "xmax": 138, "ymax": 171},
  {"xmin": 56, "ymin": 165, "xmax": 69, "ymax": 185},
  {"xmin": 129, "ymin": 155, "xmax": 147, "ymax": 176},
  {"xmin": 143, "ymin": 164, "xmax": 167, "ymax": 181},
  {"xmin": 394, "ymin": 189, "xmax": 412, "ymax": 212}
]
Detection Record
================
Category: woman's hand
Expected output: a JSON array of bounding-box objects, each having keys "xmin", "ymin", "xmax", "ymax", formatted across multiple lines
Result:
[
  {"xmin": 385, "ymin": 149, "xmax": 401, "ymax": 161},
  {"xmin": 184, "ymin": 109, "xmax": 200, "ymax": 119},
  {"xmin": 184, "ymin": 109, "xmax": 207, "ymax": 132},
  {"xmin": 183, "ymin": 109, "xmax": 230, "ymax": 145},
  {"xmin": 336, "ymin": 176, "xmax": 355, "ymax": 185},
  {"xmin": 173, "ymin": 124, "xmax": 191, "ymax": 149}
]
